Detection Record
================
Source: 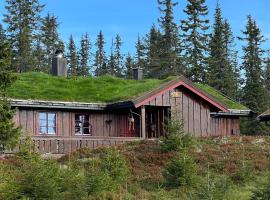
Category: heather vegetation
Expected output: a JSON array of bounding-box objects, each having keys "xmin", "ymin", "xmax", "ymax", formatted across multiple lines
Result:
[{"xmin": 1, "ymin": 122, "xmax": 270, "ymax": 199}]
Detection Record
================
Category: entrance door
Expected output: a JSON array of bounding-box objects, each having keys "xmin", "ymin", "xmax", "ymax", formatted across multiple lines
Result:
[{"xmin": 145, "ymin": 106, "xmax": 170, "ymax": 138}]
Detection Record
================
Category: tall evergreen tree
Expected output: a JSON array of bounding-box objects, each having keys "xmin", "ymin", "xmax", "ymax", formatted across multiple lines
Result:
[
  {"xmin": 41, "ymin": 13, "xmax": 64, "ymax": 73},
  {"xmin": 264, "ymin": 57, "xmax": 270, "ymax": 101},
  {"xmin": 107, "ymin": 39, "xmax": 116, "ymax": 76},
  {"xmin": 0, "ymin": 38, "xmax": 20, "ymax": 152},
  {"xmin": 94, "ymin": 31, "xmax": 107, "ymax": 76},
  {"xmin": 67, "ymin": 35, "xmax": 79, "ymax": 76},
  {"xmin": 79, "ymin": 33, "xmax": 91, "ymax": 76},
  {"xmin": 114, "ymin": 34, "xmax": 123, "ymax": 77},
  {"xmin": 181, "ymin": 0, "xmax": 210, "ymax": 82},
  {"xmin": 124, "ymin": 53, "xmax": 134, "ymax": 79},
  {"xmin": 239, "ymin": 15, "xmax": 268, "ymax": 134},
  {"xmin": 0, "ymin": 24, "xmax": 6, "ymax": 41},
  {"xmin": 135, "ymin": 35, "xmax": 146, "ymax": 70},
  {"xmin": 207, "ymin": 4, "xmax": 238, "ymax": 98},
  {"xmin": 157, "ymin": 0, "xmax": 180, "ymax": 78},
  {"xmin": 4, "ymin": 0, "xmax": 44, "ymax": 72},
  {"xmin": 145, "ymin": 25, "xmax": 163, "ymax": 78}
]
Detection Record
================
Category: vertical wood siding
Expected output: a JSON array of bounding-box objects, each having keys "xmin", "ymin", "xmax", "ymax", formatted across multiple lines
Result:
[{"xmin": 141, "ymin": 86, "xmax": 240, "ymax": 136}]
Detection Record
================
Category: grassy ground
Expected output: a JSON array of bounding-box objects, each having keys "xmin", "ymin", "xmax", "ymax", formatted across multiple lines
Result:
[
  {"xmin": 60, "ymin": 136, "xmax": 270, "ymax": 199},
  {"xmin": 6, "ymin": 73, "xmax": 246, "ymax": 110}
]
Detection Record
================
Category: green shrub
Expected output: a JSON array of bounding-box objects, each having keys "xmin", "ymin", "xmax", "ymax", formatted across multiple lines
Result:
[
  {"xmin": 84, "ymin": 148, "xmax": 129, "ymax": 196},
  {"xmin": 160, "ymin": 119, "xmax": 194, "ymax": 153},
  {"xmin": 195, "ymin": 175, "xmax": 232, "ymax": 200},
  {"xmin": 231, "ymin": 161, "xmax": 253, "ymax": 185},
  {"xmin": 163, "ymin": 152, "xmax": 197, "ymax": 189},
  {"xmin": 0, "ymin": 146, "xmax": 87, "ymax": 200},
  {"xmin": 251, "ymin": 172, "xmax": 270, "ymax": 200}
]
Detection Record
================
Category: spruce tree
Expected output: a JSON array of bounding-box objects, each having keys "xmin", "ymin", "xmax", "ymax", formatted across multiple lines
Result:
[
  {"xmin": 239, "ymin": 15, "xmax": 269, "ymax": 134},
  {"xmin": 114, "ymin": 34, "xmax": 123, "ymax": 77},
  {"xmin": 135, "ymin": 35, "xmax": 146, "ymax": 70},
  {"xmin": 79, "ymin": 33, "xmax": 91, "ymax": 76},
  {"xmin": 67, "ymin": 35, "xmax": 79, "ymax": 76},
  {"xmin": 265, "ymin": 57, "xmax": 270, "ymax": 100},
  {"xmin": 145, "ymin": 25, "xmax": 163, "ymax": 78},
  {"xmin": 41, "ymin": 13, "xmax": 64, "ymax": 73},
  {"xmin": 157, "ymin": 0, "xmax": 180, "ymax": 78},
  {"xmin": 124, "ymin": 53, "xmax": 134, "ymax": 79},
  {"xmin": 4, "ymin": 0, "xmax": 44, "ymax": 72},
  {"xmin": 0, "ymin": 38, "xmax": 20, "ymax": 152},
  {"xmin": 107, "ymin": 39, "xmax": 116, "ymax": 76},
  {"xmin": 94, "ymin": 31, "xmax": 107, "ymax": 76},
  {"xmin": 181, "ymin": 0, "xmax": 210, "ymax": 82},
  {"xmin": 207, "ymin": 4, "xmax": 238, "ymax": 99}
]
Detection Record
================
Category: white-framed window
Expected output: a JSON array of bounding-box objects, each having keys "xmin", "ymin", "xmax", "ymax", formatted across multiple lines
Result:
[
  {"xmin": 75, "ymin": 114, "xmax": 91, "ymax": 135},
  {"xmin": 39, "ymin": 112, "xmax": 56, "ymax": 135}
]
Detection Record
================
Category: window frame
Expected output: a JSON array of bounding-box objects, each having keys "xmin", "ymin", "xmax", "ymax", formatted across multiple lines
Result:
[
  {"xmin": 39, "ymin": 112, "xmax": 57, "ymax": 135},
  {"xmin": 74, "ymin": 113, "xmax": 92, "ymax": 136}
]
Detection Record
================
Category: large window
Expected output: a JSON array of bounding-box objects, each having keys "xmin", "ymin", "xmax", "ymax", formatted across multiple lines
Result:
[
  {"xmin": 39, "ymin": 112, "xmax": 56, "ymax": 135},
  {"xmin": 75, "ymin": 114, "xmax": 91, "ymax": 135}
]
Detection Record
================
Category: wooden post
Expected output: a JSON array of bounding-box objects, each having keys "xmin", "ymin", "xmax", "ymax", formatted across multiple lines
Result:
[{"xmin": 141, "ymin": 106, "xmax": 146, "ymax": 139}]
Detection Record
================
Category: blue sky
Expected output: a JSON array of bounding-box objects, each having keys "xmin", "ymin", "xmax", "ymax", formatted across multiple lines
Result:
[{"xmin": 0, "ymin": 0, "xmax": 270, "ymax": 55}]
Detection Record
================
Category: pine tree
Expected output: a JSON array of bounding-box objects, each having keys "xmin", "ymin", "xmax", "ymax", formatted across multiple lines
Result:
[
  {"xmin": 207, "ymin": 4, "xmax": 238, "ymax": 99},
  {"xmin": 181, "ymin": 0, "xmax": 210, "ymax": 82},
  {"xmin": 79, "ymin": 33, "xmax": 91, "ymax": 76},
  {"xmin": 0, "ymin": 24, "xmax": 6, "ymax": 41},
  {"xmin": 41, "ymin": 13, "xmax": 63, "ymax": 73},
  {"xmin": 114, "ymin": 34, "xmax": 123, "ymax": 77},
  {"xmin": 4, "ymin": 0, "xmax": 44, "ymax": 72},
  {"xmin": 145, "ymin": 25, "xmax": 163, "ymax": 78},
  {"xmin": 265, "ymin": 57, "xmax": 270, "ymax": 101},
  {"xmin": 67, "ymin": 35, "xmax": 79, "ymax": 76},
  {"xmin": 157, "ymin": 0, "xmax": 180, "ymax": 78},
  {"xmin": 239, "ymin": 15, "xmax": 269, "ymax": 134},
  {"xmin": 0, "ymin": 38, "xmax": 20, "ymax": 152},
  {"xmin": 222, "ymin": 20, "xmax": 239, "ymax": 99},
  {"xmin": 107, "ymin": 39, "xmax": 116, "ymax": 76},
  {"xmin": 135, "ymin": 35, "xmax": 146, "ymax": 70},
  {"xmin": 94, "ymin": 31, "xmax": 107, "ymax": 76},
  {"xmin": 124, "ymin": 53, "xmax": 134, "ymax": 79}
]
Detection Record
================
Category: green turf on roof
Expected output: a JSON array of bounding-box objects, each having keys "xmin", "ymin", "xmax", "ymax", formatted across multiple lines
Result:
[
  {"xmin": 6, "ymin": 72, "xmax": 173, "ymax": 103},
  {"xmin": 196, "ymin": 83, "xmax": 247, "ymax": 110},
  {"xmin": 7, "ymin": 73, "xmax": 247, "ymax": 110}
]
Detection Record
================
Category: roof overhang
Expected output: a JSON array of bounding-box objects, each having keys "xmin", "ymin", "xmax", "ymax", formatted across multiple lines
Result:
[
  {"xmin": 10, "ymin": 99, "xmax": 134, "ymax": 111},
  {"xmin": 257, "ymin": 109, "xmax": 270, "ymax": 122},
  {"xmin": 211, "ymin": 109, "xmax": 253, "ymax": 118}
]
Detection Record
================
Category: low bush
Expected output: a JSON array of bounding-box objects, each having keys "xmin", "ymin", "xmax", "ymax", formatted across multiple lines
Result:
[
  {"xmin": 251, "ymin": 172, "xmax": 270, "ymax": 200},
  {"xmin": 159, "ymin": 119, "xmax": 194, "ymax": 153},
  {"xmin": 194, "ymin": 175, "xmax": 232, "ymax": 200},
  {"xmin": 84, "ymin": 148, "xmax": 129, "ymax": 196},
  {"xmin": 0, "ymin": 155, "xmax": 86, "ymax": 200},
  {"xmin": 163, "ymin": 152, "xmax": 197, "ymax": 189}
]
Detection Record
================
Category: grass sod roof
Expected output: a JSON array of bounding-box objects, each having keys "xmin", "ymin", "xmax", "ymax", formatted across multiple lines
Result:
[
  {"xmin": 195, "ymin": 83, "xmax": 247, "ymax": 110},
  {"xmin": 6, "ymin": 72, "xmax": 247, "ymax": 110}
]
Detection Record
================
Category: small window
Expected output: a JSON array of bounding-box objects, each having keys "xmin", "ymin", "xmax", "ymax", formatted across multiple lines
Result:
[
  {"xmin": 39, "ymin": 112, "xmax": 56, "ymax": 135},
  {"xmin": 75, "ymin": 114, "xmax": 91, "ymax": 135}
]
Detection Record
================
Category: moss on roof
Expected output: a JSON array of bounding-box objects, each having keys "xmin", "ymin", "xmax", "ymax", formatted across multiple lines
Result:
[
  {"xmin": 6, "ymin": 73, "xmax": 247, "ymax": 110},
  {"xmin": 196, "ymin": 83, "xmax": 247, "ymax": 110},
  {"xmin": 6, "ymin": 72, "xmax": 173, "ymax": 103}
]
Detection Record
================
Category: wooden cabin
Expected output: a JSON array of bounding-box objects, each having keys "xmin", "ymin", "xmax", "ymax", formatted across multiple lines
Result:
[{"xmin": 10, "ymin": 75, "xmax": 251, "ymax": 154}]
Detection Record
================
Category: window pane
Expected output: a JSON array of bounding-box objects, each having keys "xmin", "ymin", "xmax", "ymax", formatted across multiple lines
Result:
[
  {"xmin": 48, "ymin": 113, "xmax": 56, "ymax": 121},
  {"xmin": 40, "ymin": 126, "xmax": 47, "ymax": 134},
  {"xmin": 40, "ymin": 119, "xmax": 47, "ymax": 127},
  {"xmin": 48, "ymin": 127, "xmax": 56, "ymax": 134},
  {"xmin": 83, "ymin": 128, "xmax": 90, "ymax": 135},
  {"xmin": 39, "ymin": 112, "xmax": 47, "ymax": 120},
  {"xmin": 75, "ymin": 127, "xmax": 82, "ymax": 134},
  {"xmin": 48, "ymin": 120, "xmax": 55, "ymax": 127}
]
